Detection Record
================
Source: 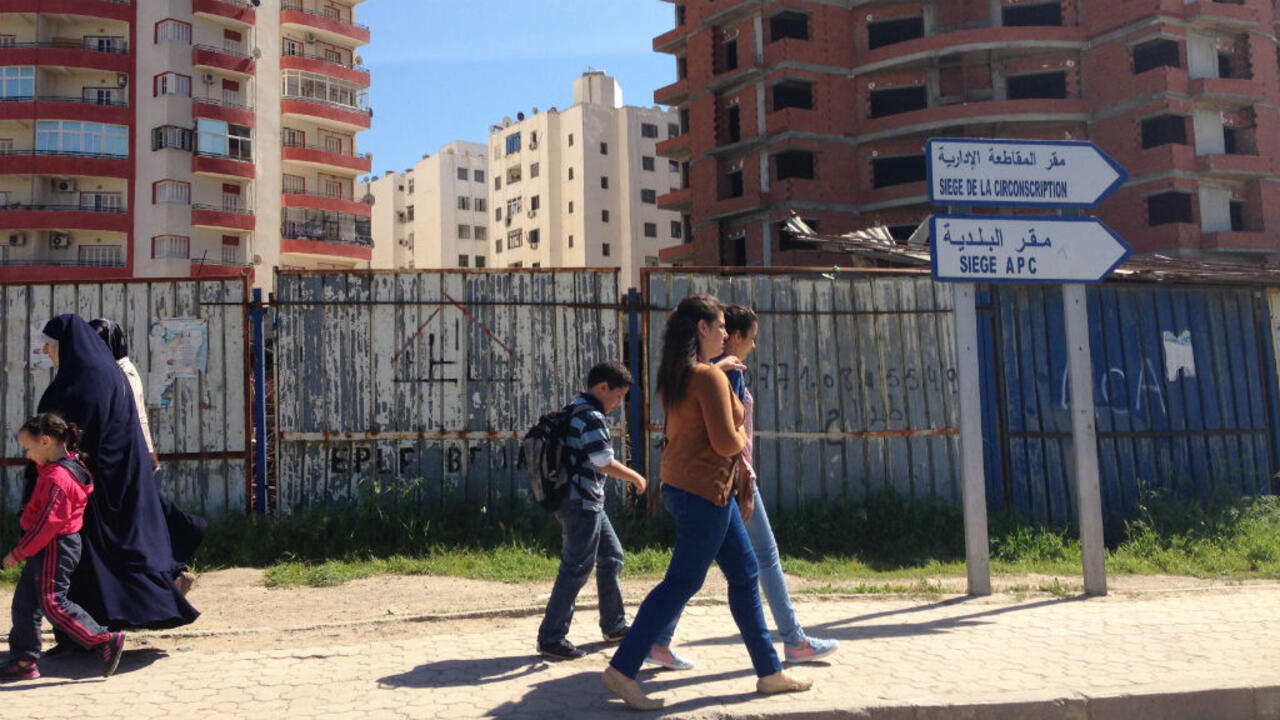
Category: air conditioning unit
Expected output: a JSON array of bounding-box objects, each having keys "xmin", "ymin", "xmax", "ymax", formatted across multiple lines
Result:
[
  {"xmin": 304, "ymin": 32, "xmax": 317, "ymax": 44},
  {"xmin": 8, "ymin": 232, "xmax": 26, "ymax": 247},
  {"xmin": 527, "ymin": 209, "xmax": 536, "ymax": 218},
  {"xmin": 202, "ymin": 72, "xmax": 216, "ymax": 85},
  {"xmin": 116, "ymin": 73, "xmax": 128, "ymax": 88},
  {"xmin": 50, "ymin": 233, "xmax": 72, "ymax": 249},
  {"xmin": 52, "ymin": 178, "xmax": 76, "ymax": 193}
]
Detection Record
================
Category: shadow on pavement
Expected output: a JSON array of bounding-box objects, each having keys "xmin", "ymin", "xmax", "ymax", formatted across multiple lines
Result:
[
  {"xmin": 378, "ymin": 653, "xmax": 551, "ymax": 689},
  {"xmin": 483, "ymin": 667, "xmax": 766, "ymax": 718},
  {"xmin": 0, "ymin": 648, "xmax": 167, "ymax": 690}
]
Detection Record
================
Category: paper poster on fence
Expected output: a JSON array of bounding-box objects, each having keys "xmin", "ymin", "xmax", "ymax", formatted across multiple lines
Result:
[
  {"xmin": 148, "ymin": 318, "xmax": 208, "ymax": 407},
  {"xmin": 29, "ymin": 321, "xmax": 54, "ymax": 372}
]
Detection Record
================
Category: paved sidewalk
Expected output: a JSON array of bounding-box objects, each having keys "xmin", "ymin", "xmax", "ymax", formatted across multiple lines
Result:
[{"xmin": 2, "ymin": 584, "xmax": 1279, "ymax": 718}]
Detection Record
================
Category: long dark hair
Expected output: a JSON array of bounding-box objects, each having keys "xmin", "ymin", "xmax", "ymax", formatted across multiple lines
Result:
[
  {"xmin": 656, "ymin": 293, "xmax": 724, "ymax": 408},
  {"xmin": 20, "ymin": 412, "xmax": 83, "ymax": 454},
  {"xmin": 89, "ymin": 317, "xmax": 129, "ymax": 361}
]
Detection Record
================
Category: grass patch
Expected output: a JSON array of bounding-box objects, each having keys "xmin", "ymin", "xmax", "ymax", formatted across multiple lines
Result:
[{"xmin": 1, "ymin": 486, "xmax": 1277, "ymax": 590}]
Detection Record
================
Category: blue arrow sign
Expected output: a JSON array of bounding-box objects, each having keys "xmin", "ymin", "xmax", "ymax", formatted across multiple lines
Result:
[
  {"xmin": 927, "ymin": 138, "xmax": 1128, "ymax": 209},
  {"xmin": 931, "ymin": 215, "xmax": 1131, "ymax": 284}
]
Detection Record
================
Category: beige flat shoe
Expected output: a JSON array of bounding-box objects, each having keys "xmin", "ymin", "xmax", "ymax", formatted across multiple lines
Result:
[
  {"xmin": 756, "ymin": 671, "xmax": 813, "ymax": 694},
  {"xmin": 602, "ymin": 668, "xmax": 665, "ymax": 711}
]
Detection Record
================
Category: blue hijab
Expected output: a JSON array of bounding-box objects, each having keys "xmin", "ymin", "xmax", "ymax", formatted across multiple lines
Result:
[{"xmin": 37, "ymin": 314, "xmax": 199, "ymax": 630}]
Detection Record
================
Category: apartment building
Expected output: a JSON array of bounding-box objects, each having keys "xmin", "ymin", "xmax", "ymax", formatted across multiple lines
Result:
[
  {"xmin": 363, "ymin": 141, "xmax": 490, "ymax": 270},
  {"xmin": 654, "ymin": 0, "xmax": 1280, "ymax": 266},
  {"xmin": 488, "ymin": 71, "xmax": 684, "ymax": 289},
  {"xmin": 0, "ymin": 0, "xmax": 372, "ymax": 284}
]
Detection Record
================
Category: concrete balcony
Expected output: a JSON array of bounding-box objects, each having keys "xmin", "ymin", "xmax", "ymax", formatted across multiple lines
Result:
[
  {"xmin": 280, "ymin": 51, "xmax": 369, "ymax": 87},
  {"xmin": 856, "ymin": 98, "xmax": 1089, "ymax": 142},
  {"xmin": 1183, "ymin": 0, "xmax": 1258, "ymax": 29},
  {"xmin": 1189, "ymin": 77, "xmax": 1264, "ymax": 105},
  {"xmin": 656, "ymin": 133, "xmax": 690, "ymax": 161},
  {"xmin": 193, "ymin": 96, "xmax": 255, "ymax": 127},
  {"xmin": 281, "ymin": 190, "xmax": 370, "ymax": 216},
  {"xmin": 193, "ymin": 0, "xmax": 255, "ymax": 25},
  {"xmin": 193, "ymin": 44, "xmax": 255, "ymax": 77},
  {"xmin": 6, "ymin": 0, "xmax": 133, "ymax": 22},
  {"xmin": 281, "ymin": 96, "xmax": 371, "ymax": 131},
  {"xmin": 653, "ymin": 25, "xmax": 688, "ymax": 55},
  {"xmin": 0, "ymin": 150, "xmax": 129, "ymax": 178},
  {"xmin": 281, "ymin": 142, "xmax": 371, "ymax": 175},
  {"xmin": 654, "ymin": 78, "xmax": 690, "ymax": 106},
  {"xmin": 191, "ymin": 203, "xmax": 255, "ymax": 231},
  {"xmin": 0, "ymin": 42, "xmax": 130, "ymax": 74},
  {"xmin": 192, "ymin": 151, "xmax": 255, "ymax": 180},
  {"xmin": 280, "ymin": 2, "xmax": 371, "ymax": 46},
  {"xmin": 706, "ymin": 191, "xmax": 763, "ymax": 221},
  {"xmin": 852, "ymin": 26, "xmax": 1084, "ymax": 75},
  {"xmin": 657, "ymin": 187, "xmax": 692, "ymax": 212},
  {"xmin": 0, "ymin": 204, "xmax": 129, "ymax": 233},
  {"xmin": 0, "ymin": 96, "xmax": 129, "ymax": 125},
  {"xmin": 1202, "ymin": 231, "xmax": 1274, "ymax": 253}
]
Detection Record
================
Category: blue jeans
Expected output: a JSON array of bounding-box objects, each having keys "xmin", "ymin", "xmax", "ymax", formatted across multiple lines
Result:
[
  {"xmin": 654, "ymin": 482, "xmax": 806, "ymax": 647},
  {"xmin": 609, "ymin": 484, "xmax": 781, "ymax": 678},
  {"xmin": 537, "ymin": 498, "xmax": 626, "ymax": 645}
]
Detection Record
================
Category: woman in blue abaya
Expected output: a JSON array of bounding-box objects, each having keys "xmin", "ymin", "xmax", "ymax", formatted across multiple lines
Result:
[{"xmin": 28, "ymin": 314, "xmax": 199, "ymax": 631}]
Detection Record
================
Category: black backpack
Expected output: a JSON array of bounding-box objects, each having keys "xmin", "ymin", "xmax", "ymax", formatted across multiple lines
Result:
[{"xmin": 522, "ymin": 402, "xmax": 584, "ymax": 512}]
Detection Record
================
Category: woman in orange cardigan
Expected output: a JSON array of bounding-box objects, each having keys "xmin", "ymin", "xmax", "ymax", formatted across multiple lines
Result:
[{"xmin": 601, "ymin": 294, "xmax": 812, "ymax": 710}]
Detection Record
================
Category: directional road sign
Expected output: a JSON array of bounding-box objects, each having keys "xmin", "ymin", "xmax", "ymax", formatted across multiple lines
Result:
[
  {"xmin": 930, "ymin": 214, "xmax": 1131, "ymax": 284},
  {"xmin": 927, "ymin": 138, "xmax": 1128, "ymax": 209}
]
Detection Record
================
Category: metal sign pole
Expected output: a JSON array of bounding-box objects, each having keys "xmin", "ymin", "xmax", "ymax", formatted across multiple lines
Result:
[
  {"xmin": 1063, "ymin": 283, "xmax": 1107, "ymax": 595},
  {"xmin": 954, "ymin": 283, "xmax": 992, "ymax": 596}
]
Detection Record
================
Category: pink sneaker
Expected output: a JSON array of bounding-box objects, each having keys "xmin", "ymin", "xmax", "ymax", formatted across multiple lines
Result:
[
  {"xmin": 0, "ymin": 660, "xmax": 39, "ymax": 681},
  {"xmin": 643, "ymin": 647, "xmax": 695, "ymax": 670}
]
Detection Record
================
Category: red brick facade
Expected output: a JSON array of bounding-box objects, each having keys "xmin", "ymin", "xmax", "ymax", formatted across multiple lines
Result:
[{"xmin": 654, "ymin": 0, "xmax": 1280, "ymax": 266}]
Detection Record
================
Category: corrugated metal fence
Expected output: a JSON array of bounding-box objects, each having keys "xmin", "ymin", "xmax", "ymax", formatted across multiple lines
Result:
[
  {"xmin": 272, "ymin": 269, "xmax": 623, "ymax": 514},
  {"xmin": 644, "ymin": 270, "xmax": 963, "ymax": 512},
  {"xmin": 0, "ymin": 279, "xmax": 249, "ymax": 518}
]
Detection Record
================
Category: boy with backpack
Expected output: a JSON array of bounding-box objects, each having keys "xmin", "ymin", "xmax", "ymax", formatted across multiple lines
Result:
[{"xmin": 534, "ymin": 361, "xmax": 647, "ymax": 660}]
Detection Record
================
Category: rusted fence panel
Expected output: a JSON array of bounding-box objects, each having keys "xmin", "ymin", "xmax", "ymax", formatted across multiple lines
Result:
[
  {"xmin": 272, "ymin": 269, "xmax": 623, "ymax": 514},
  {"xmin": 643, "ymin": 270, "xmax": 962, "ymax": 514},
  {"xmin": 0, "ymin": 279, "xmax": 250, "ymax": 518}
]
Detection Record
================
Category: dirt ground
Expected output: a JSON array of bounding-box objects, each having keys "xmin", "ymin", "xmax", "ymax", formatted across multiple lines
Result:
[{"xmin": 103, "ymin": 568, "xmax": 1272, "ymax": 656}]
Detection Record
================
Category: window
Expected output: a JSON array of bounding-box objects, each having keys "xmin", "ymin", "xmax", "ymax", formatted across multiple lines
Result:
[
  {"xmin": 1, "ymin": 67, "xmax": 33, "ymax": 99},
  {"xmin": 568, "ymin": 201, "xmax": 574, "ymax": 214},
  {"xmin": 457, "ymin": 167, "xmax": 468, "ymax": 181},
  {"xmin": 78, "ymin": 245, "xmax": 124, "ymax": 267},
  {"xmin": 222, "ymin": 237, "xmax": 242, "ymax": 265},
  {"xmin": 725, "ymin": 168, "xmax": 744, "ymax": 198},
  {"xmin": 318, "ymin": 176, "xmax": 342, "ymax": 200},
  {"xmin": 770, "ymin": 11, "xmax": 809, "ymax": 42},
  {"xmin": 1133, "ymin": 39, "xmax": 1180, "ymax": 74},
  {"xmin": 568, "ymin": 235, "xmax": 574, "ymax": 248},
  {"xmin": 154, "ymin": 72, "xmax": 191, "ymax": 97},
  {"xmin": 155, "ymin": 19, "xmax": 192, "ymax": 44},
  {"xmin": 568, "ymin": 133, "xmax": 574, "ymax": 146},
  {"xmin": 601, "ymin": 209, "xmax": 610, "ymax": 223},
  {"xmin": 870, "ymin": 86, "xmax": 927, "ymax": 117},
  {"xmin": 494, "ymin": 176, "xmax": 501, "ymax": 191},
  {"xmin": 530, "ymin": 162, "xmax": 539, "ymax": 178},
  {"xmin": 0, "ymin": 138, "xmax": 11, "ymax": 154},
  {"xmin": 644, "ymin": 222, "xmax": 658, "ymax": 238},
  {"xmin": 868, "ymin": 17, "xmax": 924, "ymax": 49},
  {"xmin": 668, "ymin": 123, "xmax": 680, "ymax": 138},
  {"xmin": 507, "ymin": 229, "xmax": 523, "ymax": 249},
  {"xmin": 475, "ymin": 198, "xmax": 487, "ymax": 212},
  {"xmin": 507, "ymin": 165, "xmax": 521, "ymax": 184},
  {"xmin": 458, "ymin": 255, "xmax": 469, "ymax": 267},
  {"xmin": 282, "ymin": 127, "xmax": 305, "ymax": 147},
  {"xmin": 506, "ymin": 196, "xmax": 523, "ymax": 216},
  {"xmin": 458, "ymin": 196, "xmax": 471, "ymax": 210},
  {"xmin": 467, "ymin": 169, "xmax": 481, "ymax": 184},
  {"xmin": 528, "ymin": 229, "xmax": 540, "ymax": 246},
  {"xmin": 530, "ymin": 195, "xmax": 540, "ymax": 211},
  {"xmin": 602, "ymin": 243, "xmax": 611, "ymax": 257},
  {"xmin": 282, "ymin": 174, "xmax": 305, "ymax": 194},
  {"xmin": 1230, "ymin": 200, "xmax": 1246, "ymax": 232},
  {"xmin": 196, "ymin": 119, "xmax": 252, "ymax": 161},
  {"xmin": 773, "ymin": 81, "xmax": 814, "ymax": 111},
  {"xmin": 872, "ymin": 155, "xmax": 927, "ymax": 187},
  {"xmin": 600, "ymin": 142, "xmax": 608, "ymax": 155},
  {"xmin": 39, "ymin": 121, "xmax": 128, "ymax": 156},
  {"xmin": 152, "ymin": 235, "xmax": 189, "ymax": 259},
  {"xmin": 406, "ymin": 205, "xmax": 415, "ymax": 221},
  {"xmin": 670, "ymin": 159, "xmax": 680, "ymax": 173},
  {"xmin": 722, "ymin": 38, "xmax": 739, "ymax": 72},
  {"xmin": 601, "ymin": 176, "xmax": 609, "ymax": 189},
  {"xmin": 407, "ymin": 178, "xmax": 414, "ymax": 194},
  {"xmin": 641, "ymin": 189, "xmax": 657, "ymax": 204},
  {"xmin": 281, "ymin": 70, "xmax": 368, "ymax": 111},
  {"xmin": 0, "ymin": 36, "xmax": 14, "ymax": 49},
  {"xmin": 458, "ymin": 224, "xmax": 471, "ymax": 239},
  {"xmin": 671, "ymin": 221, "xmax": 682, "ymax": 238},
  {"xmin": 1147, "ymin": 192, "xmax": 1193, "ymax": 225},
  {"xmin": 407, "ymin": 232, "xmax": 414, "ymax": 248},
  {"xmin": 475, "ymin": 256, "xmax": 486, "ymax": 268},
  {"xmin": 1003, "ymin": 2, "xmax": 1063, "ymax": 27},
  {"xmin": 642, "ymin": 156, "xmax": 655, "ymax": 171},
  {"xmin": 495, "ymin": 239, "xmax": 503, "ymax": 254},
  {"xmin": 475, "ymin": 226, "xmax": 487, "ymax": 241},
  {"xmin": 495, "ymin": 207, "xmax": 502, "ymax": 221},
  {"xmin": 724, "ymin": 105, "xmax": 741, "ymax": 144},
  {"xmin": 151, "ymin": 125, "xmax": 193, "ymax": 152},
  {"xmin": 641, "ymin": 123, "xmax": 659, "ymax": 138},
  {"xmin": 568, "ymin": 167, "xmax": 575, "ymax": 180},
  {"xmin": 154, "ymin": 180, "xmax": 190, "ymax": 204},
  {"xmin": 1007, "ymin": 71, "xmax": 1067, "ymax": 100},
  {"xmin": 506, "ymin": 132, "xmax": 521, "ymax": 154},
  {"xmin": 776, "ymin": 150, "xmax": 815, "ymax": 180},
  {"xmin": 1141, "ymin": 115, "xmax": 1187, "ymax": 148}
]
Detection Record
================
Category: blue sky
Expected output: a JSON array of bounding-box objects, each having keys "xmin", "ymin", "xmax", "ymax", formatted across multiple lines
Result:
[{"xmin": 357, "ymin": 1, "xmax": 676, "ymax": 179}]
